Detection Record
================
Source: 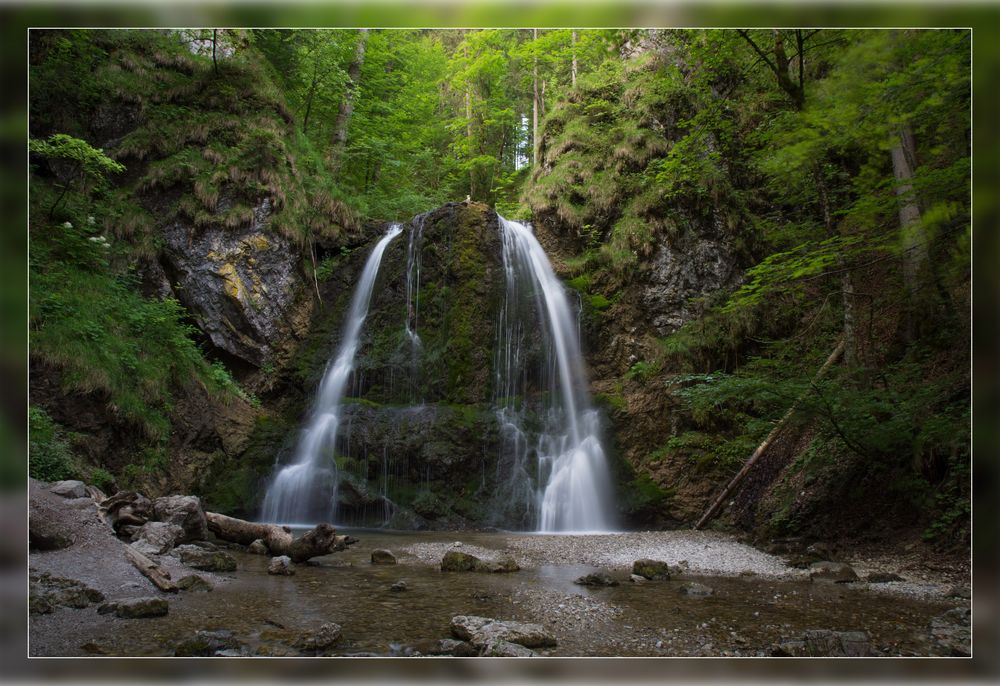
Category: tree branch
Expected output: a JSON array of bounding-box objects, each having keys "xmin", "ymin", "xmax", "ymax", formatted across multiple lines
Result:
[{"xmin": 737, "ymin": 29, "xmax": 780, "ymax": 78}]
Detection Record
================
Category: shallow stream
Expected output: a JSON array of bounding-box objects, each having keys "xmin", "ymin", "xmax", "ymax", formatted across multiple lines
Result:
[{"xmin": 30, "ymin": 529, "xmax": 958, "ymax": 657}]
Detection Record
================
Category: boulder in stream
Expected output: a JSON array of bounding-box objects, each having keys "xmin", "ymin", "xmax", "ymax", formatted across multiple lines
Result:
[
  {"xmin": 441, "ymin": 550, "xmax": 519, "ymax": 573},
  {"xmin": 294, "ymin": 622, "xmax": 343, "ymax": 654},
  {"xmin": 574, "ymin": 569, "xmax": 619, "ymax": 587},
  {"xmin": 480, "ymin": 639, "xmax": 538, "ymax": 657},
  {"xmin": 771, "ymin": 629, "xmax": 872, "ymax": 657},
  {"xmin": 450, "ymin": 615, "xmax": 557, "ymax": 649},
  {"xmin": 632, "ymin": 559, "xmax": 672, "ymax": 580},
  {"xmin": 247, "ymin": 539, "xmax": 269, "ymax": 555},
  {"xmin": 177, "ymin": 574, "xmax": 214, "ymax": 592},
  {"xmin": 267, "ymin": 555, "xmax": 295, "ymax": 576},
  {"xmin": 808, "ymin": 561, "xmax": 859, "ymax": 583},
  {"xmin": 678, "ymin": 582, "xmax": 714, "ymax": 597},
  {"xmin": 174, "ymin": 629, "xmax": 245, "ymax": 657},
  {"xmin": 371, "ymin": 549, "xmax": 397, "ymax": 565},
  {"xmin": 97, "ymin": 596, "xmax": 169, "ymax": 619},
  {"xmin": 175, "ymin": 544, "xmax": 237, "ymax": 572}
]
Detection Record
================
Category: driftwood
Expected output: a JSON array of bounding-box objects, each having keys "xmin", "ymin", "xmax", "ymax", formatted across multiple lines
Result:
[
  {"xmin": 205, "ymin": 512, "xmax": 356, "ymax": 562},
  {"xmin": 694, "ymin": 337, "xmax": 846, "ymax": 530},
  {"xmin": 99, "ymin": 491, "xmax": 153, "ymax": 533},
  {"xmin": 124, "ymin": 543, "xmax": 178, "ymax": 592}
]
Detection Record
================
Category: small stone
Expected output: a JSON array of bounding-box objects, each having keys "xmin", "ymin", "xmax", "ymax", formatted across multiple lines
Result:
[
  {"xmin": 390, "ymin": 581, "xmax": 407, "ymax": 592},
  {"xmin": 247, "ymin": 539, "xmax": 269, "ymax": 555},
  {"xmin": 809, "ymin": 561, "xmax": 859, "ymax": 583},
  {"xmin": 371, "ymin": 549, "xmax": 397, "ymax": 565},
  {"xmin": 50, "ymin": 480, "xmax": 87, "ymax": 499},
  {"xmin": 629, "ymin": 574, "xmax": 647, "ymax": 584},
  {"xmin": 267, "ymin": 555, "xmax": 295, "ymax": 576},
  {"xmin": 574, "ymin": 569, "xmax": 618, "ymax": 586},
  {"xmin": 678, "ymin": 582, "xmax": 714, "ymax": 597},
  {"xmin": 177, "ymin": 574, "xmax": 213, "ymax": 592}
]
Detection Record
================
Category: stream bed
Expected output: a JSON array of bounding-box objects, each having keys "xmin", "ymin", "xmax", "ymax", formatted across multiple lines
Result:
[{"xmin": 29, "ymin": 528, "xmax": 965, "ymax": 657}]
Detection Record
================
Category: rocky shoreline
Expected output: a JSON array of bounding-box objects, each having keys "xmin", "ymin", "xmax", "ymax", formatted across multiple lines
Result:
[{"xmin": 28, "ymin": 479, "xmax": 971, "ymax": 657}]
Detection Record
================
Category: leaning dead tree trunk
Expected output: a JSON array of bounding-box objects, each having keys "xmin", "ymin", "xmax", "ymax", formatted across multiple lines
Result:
[
  {"xmin": 694, "ymin": 337, "xmax": 846, "ymax": 530},
  {"xmin": 205, "ymin": 512, "xmax": 355, "ymax": 563}
]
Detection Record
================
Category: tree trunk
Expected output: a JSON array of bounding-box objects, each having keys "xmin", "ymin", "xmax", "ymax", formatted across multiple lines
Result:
[
  {"xmin": 571, "ymin": 30, "xmax": 578, "ymax": 87},
  {"xmin": 694, "ymin": 337, "xmax": 846, "ymax": 530},
  {"xmin": 302, "ymin": 57, "xmax": 320, "ymax": 133},
  {"xmin": 310, "ymin": 240, "xmax": 323, "ymax": 304},
  {"xmin": 205, "ymin": 512, "xmax": 355, "ymax": 562},
  {"xmin": 816, "ymin": 170, "xmax": 856, "ymax": 365},
  {"xmin": 212, "ymin": 29, "xmax": 218, "ymax": 74},
  {"xmin": 124, "ymin": 544, "xmax": 178, "ymax": 593},
  {"xmin": 533, "ymin": 28, "xmax": 540, "ymax": 166},
  {"xmin": 891, "ymin": 122, "xmax": 929, "ymax": 342},
  {"xmin": 329, "ymin": 28, "xmax": 368, "ymax": 175},
  {"xmin": 465, "ymin": 61, "xmax": 474, "ymax": 198}
]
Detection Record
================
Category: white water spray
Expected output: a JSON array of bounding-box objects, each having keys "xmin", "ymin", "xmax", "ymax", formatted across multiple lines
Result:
[
  {"xmin": 260, "ymin": 223, "xmax": 403, "ymax": 525},
  {"xmin": 496, "ymin": 216, "xmax": 615, "ymax": 532}
]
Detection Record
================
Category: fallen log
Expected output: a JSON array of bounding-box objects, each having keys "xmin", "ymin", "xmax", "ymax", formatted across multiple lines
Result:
[
  {"xmin": 205, "ymin": 512, "xmax": 356, "ymax": 562},
  {"xmin": 124, "ymin": 543, "xmax": 178, "ymax": 593}
]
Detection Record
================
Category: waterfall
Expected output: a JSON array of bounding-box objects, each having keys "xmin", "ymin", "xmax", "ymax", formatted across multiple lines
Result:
[
  {"xmin": 260, "ymin": 223, "xmax": 403, "ymax": 525},
  {"xmin": 495, "ymin": 215, "xmax": 615, "ymax": 532},
  {"xmin": 403, "ymin": 214, "xmax": 425, "ymax": 402}
]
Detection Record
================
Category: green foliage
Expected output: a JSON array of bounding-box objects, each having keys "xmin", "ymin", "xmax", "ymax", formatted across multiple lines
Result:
[
  {"xmin": 29, "ymin": 134, "xmax": 125, "ymax": 182},
  {"xmin": 625, "ymin": 360, "xmax": 658, "ymax": 382},
  {"xmin": 620, "ymin": 472, "xmax": 672, "ymax": 515},
  {"xmin": 29, "ymin": 407, "xmax": 79, "ymax": 482},
  {"xmin": 89, "ymin": 467, "xmax": 115, "ymax": 492}
]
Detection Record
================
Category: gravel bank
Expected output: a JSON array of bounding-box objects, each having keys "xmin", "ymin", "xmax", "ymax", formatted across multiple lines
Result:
[{"xmin": 403, "ymin": 530, "xmax": 802, "ymax": 579}]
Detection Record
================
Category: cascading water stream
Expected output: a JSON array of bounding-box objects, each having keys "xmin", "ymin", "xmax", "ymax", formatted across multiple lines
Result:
[
  {"xmin": 260, "ymin": 223, "xmax": 403, "ymax": 525},
  {"xmin": 403, "ymin": 215, "xmax": 425, "ymax": 402},
  {"xmin": 495, "ymin": 215, "xmax": 615, "ymax": 532}
]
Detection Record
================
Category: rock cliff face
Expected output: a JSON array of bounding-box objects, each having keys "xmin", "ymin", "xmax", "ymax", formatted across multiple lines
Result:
[
  {"xmin": 642, "ymin": 231, "xmax": 742, "ymax": 336},
  {"xmin": 160, "ymin": 196, "xmax": 309, "ymax": 370}
]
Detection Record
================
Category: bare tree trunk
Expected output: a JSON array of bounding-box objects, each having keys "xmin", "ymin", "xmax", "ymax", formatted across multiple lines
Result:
[
  {"xmin": 694, "ymin": 337, "xmax": 846, "ymax": 530},
  {"xmin": 465, "ymin": 42, "xmax": 474, "ymax": 198},
  {"xmin": 571, "ymin": 30, "xmax": 578, "ymax": 87},
  {"xmin": 533, "ymin": 28, "xmax": 540, "ymax": 166},
  {"xmin": 891, "ymin": 122, "xmax": 929, "ymax": 342},
  {"xmin": 212, "ymin": 29, "xmax": 218, "ymax": 74},
  {"xmin": 310, "ymin": 241, "xmax": 323, "ymax": 304},
  {"xmin": 329, "ymin": 28, "xmax": 368, "ymax": 175}
]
